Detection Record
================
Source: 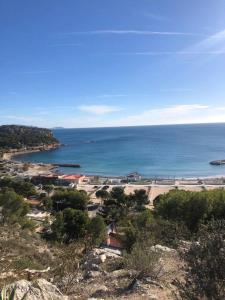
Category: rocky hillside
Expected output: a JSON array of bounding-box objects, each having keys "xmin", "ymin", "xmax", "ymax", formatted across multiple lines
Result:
[
  {"xmin": 0, "ymin": 125, "xmax": 59, "ymax": 151},
  {"xmin": 0, "ymin": 225, "xmax": 182, "ymax": 300}
]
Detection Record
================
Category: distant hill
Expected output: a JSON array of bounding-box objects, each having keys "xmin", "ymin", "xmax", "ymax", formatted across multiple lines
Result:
[{"xmin": 0, "ymin": 125, "xmax": 59, "ymax": 150}]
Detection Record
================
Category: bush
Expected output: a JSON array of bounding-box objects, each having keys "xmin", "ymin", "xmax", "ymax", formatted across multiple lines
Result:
[
  {"xmin": 155, "ymin": 189, "xmax": 225, "ymax": 232},
  {"xmin": 87, "ymin": 216, "xmax": 106, "ymax": 247},
  {"xmin": 52, "ymin": 208, "xmax": 89, "ymax": 243},
  {"xmin": 122, "ymin": 225, "xmax": 138, "ymax": 252},
  {"xmin": 42, "ymin": 197, "xmax": 53, "ymax": 211},
  {"xmin": 145, "ymin": 218, "xmax": 191, "ymax": 248},
  {"xmin": 13, "ymin": 257, "xmax": 42, "ymax": 271},
  {"xmin": 122, "ymin": 211, "xmax": 190, "ymax": 252},
  {"xmin": 0, "ymin": 190, "xmax": 29, "ymax": 225},
  {"xmin": 177, "ymin": 220, "xmax": 225, "ymax": 299},
  {"xmin": 124, "ymin": 237, "xmax": 162, "ymax": 280},
  {"xmin": 52, "ymin": 243, "xmax": 85, "ymax": 293}
]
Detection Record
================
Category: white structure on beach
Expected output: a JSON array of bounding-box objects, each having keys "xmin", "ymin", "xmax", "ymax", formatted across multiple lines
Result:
[{"xmin": 126, "ymin": 172, "xmax": 142, "ymax": 182}]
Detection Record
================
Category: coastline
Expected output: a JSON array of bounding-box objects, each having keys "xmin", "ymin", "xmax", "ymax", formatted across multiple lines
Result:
[
  {"xmin": 2, "ymin": 143, "xmax": 225, "ymax": 182},
  {"xmin": 2, "ymin": 143, "xmax": 61, "ymax": 161},
  {"xmin": 1, "ymin": 144, "xmax": 60, "ymax": 177}
]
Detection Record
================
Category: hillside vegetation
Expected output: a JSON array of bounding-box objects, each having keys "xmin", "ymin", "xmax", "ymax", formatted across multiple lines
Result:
[
  {"xmin": 0, "ymin": 178, "xmax": 225, "ymax": 298},
  {"xmin": 0, "ymin": 125, "xmax": 59, "ymax": 150}
]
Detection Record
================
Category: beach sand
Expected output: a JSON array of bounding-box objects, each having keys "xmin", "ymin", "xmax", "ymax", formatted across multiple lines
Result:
[{"xmin": 23, "ymin": 163, "xmax": 55, "ymax": 176}]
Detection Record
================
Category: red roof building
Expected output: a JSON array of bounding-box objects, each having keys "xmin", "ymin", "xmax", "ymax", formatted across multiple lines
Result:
[
  {"xmin": 61, "ymin": 174, "xmax": 83, "ymax": 180},
  {"xmin": 58, "ymin": 174, "xmax": 85, "ymax": 185}
]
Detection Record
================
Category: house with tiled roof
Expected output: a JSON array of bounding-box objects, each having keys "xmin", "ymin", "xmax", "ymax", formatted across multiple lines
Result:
[{"xmin": 58, "ymin": 174, "xmax": 85, "ymax": 186}]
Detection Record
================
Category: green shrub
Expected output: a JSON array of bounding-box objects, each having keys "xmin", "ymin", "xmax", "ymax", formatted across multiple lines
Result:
[
  {"xmin": 0, "ymin": 190, "xmax": 29, "ymax": 225},
  {"xmin": 155, "ymin": 189, "xmax": 225, "ymax": 232},
  {"xmin": 124, "ymin": 237, "xmax": 162, "ymax": 279},
  {"xmin": 177, "ymin": 220, "xmax": 225, "ymax": 299},
  {"xmin": 13, "ymin": 257, "xmax": 42, "ymax": 271}
]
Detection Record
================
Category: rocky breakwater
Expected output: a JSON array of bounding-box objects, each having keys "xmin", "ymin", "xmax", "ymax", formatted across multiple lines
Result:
[{"xmin": 210, "ymin": 160, "xmax": 225, "ymax": 166}]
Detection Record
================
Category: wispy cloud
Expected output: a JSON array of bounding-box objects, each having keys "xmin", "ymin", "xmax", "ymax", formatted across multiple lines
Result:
[
  {"xmin": 78, "ymin": 105, "xmax": 121, "ymax": 115},
  {"xmin": 4, "ymin": 104, "xmax": 224, "ymax": 128},
  {"xmin": 112, "ymin": 104, "xmax": 225, "ymax": 127},
  {"xmin": 144, "ymin": 12, "xmax": 168, "ymax": 22},
  {"xmin": 112, "ymin": 50, "xmax": 225, "ymax": 56},
  {"xmin": 191, "ymin": 29, "xmax": 225, "ymax": 50},
  {"xmin": 96, "ymin": 94, "xmax": 129, "ymax": 99},
  {"xmin": 49, "ymin": 104, "xmax": 225, "ymax": 128},
  {"xmin": 95, "ymin": 90, "xmax": 192, "ymax": 98},
  {"xmin": 65, "ymin": 30, "xmax": 203, "ymax": 37},
  {"xmin": 184, "ymin": 29, "xmax": 225, "ymax": 59},
  {"xmin": 105, "ymin": 29, "xmax": 225, "ymax": 58}
]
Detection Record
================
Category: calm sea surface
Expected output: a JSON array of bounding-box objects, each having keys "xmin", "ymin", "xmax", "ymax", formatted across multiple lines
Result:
[{"xmin": 15, "ymin": 124, "xmax": 225, "ymax": 178}]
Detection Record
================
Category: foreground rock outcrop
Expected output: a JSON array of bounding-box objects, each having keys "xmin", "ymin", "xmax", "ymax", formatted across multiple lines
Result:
[
  {"xmin": 62, "ymin": 246, "xmax": 182, "ymax": 299},
  {"xmin": 5, "ymin": 279, "xmax": 68, "ymax": 300}
]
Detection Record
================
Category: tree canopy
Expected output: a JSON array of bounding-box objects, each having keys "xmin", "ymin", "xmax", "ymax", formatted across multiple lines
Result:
[
  {"xmin": 0, "ymin": 125, "xmax": 59, "ymax": 150},
  {"xmin": 51, "ymin": 209, "xmax": 106, "ymax": 245},
  {"xmin": 52, "ymin": 189, "xmax": 89, "ymax": 211},
  {"xmin": 154, "ymin": 189, "xmax": 225, "ymax": 231},
  {"xmin": 99, "ymin": 187, "xmax": 149, "ymax": 222},
  {"xmin": 0, "ymin": 190, "xmax": 29, "ymax": 225},
  {"xmin": 0, "ymin": 178, "xmax": 36, "ymax": 197}
]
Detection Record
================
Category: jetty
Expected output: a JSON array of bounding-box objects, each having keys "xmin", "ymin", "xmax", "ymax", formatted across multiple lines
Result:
[
  {"xmin": 210, "ymin": 160, "xmax": 225, "ymax": 166},
  {"xmin": 52, "ymin": 163, "xmax": 81, "ymax": 168}
]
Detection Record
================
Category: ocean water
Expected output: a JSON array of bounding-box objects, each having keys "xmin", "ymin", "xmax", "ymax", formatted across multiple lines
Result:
[{"xmin": 15, "ymin": 124, "xmax": 225, "ymax": 178}]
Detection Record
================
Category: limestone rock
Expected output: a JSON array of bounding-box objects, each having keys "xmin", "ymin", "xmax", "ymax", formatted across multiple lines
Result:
[
  {"xmin": 84, "ymin": 270, "xmax": 102, "ymax": 279},
  {"xmin": 91, "ymin": 285, "xmax": 108, "ymax": 298},
  {"xmin": 99, "ymin": 254, "xmax": 106, "ymax": 263},
  {"xmin": 151, "ymin": 244, "xmax": 176, "ymax": 253},
  {"xmin": 5, "ymin": 279, "xmax": 68, "ymax": 300},
  {"xmin": 90, "ymin": 263, "xmax": 101, "ymax": 271},
  {"xmin": 148, "ymin": 295, "xmax": 159, "ymax": 300},
  {"xmin": 110, "ymin": 269, "xmax": 129, "ymax": 278}
]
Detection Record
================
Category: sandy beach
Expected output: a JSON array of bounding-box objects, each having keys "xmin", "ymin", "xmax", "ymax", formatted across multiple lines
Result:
[
  {"xmin": 2, "ymin": 144, "xmax": 225, "ymax": 205},
  {"xmin": 3, "ymin": 149, "xmax": 43, "ymax": 161},
  {"xmin": 1, "ymin": 144, "xmax": 61, "ymax": 176},
  {"xmin": 2, "ymin": 143, "xmax": 60, "ymax": 161}
]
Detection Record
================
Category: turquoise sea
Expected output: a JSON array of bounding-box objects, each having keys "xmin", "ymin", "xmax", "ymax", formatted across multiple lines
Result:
[{"xmin": 15, "ymin": 124, "xmax": 225, "ymax": 178}]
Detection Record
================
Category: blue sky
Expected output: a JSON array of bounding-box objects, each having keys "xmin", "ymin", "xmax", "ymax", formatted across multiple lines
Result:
[{"xmin": 1, "ymin": 0, "xmax": 225, "ymax": 128}]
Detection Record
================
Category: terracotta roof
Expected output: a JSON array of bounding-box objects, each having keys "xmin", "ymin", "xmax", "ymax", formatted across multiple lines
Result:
[
  {"xmin": 61, "ymin": 174, "xmax": 83, "ymax": 180},
  {"xmin": 25, "ymin": 199, "xmax": 41, "ymax": 206}
]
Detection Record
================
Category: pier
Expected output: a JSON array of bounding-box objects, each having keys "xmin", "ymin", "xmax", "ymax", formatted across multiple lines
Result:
[{"xmin": 52, "ymin": 163, "xmax": 81, "ymax": 168}]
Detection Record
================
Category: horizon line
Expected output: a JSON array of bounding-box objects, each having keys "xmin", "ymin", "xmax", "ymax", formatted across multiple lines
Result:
[{"xmin": 2, "ymin": 122, "xmax": 225, "ymax": 130}]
